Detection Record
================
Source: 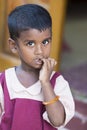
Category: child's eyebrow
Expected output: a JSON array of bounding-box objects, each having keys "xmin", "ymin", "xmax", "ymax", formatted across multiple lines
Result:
[
  {"xmin": 23, "ymin": 37, "xmax": 52, "ymax": 43},
  {"xmin": 43, "ymin": 37, "xmax": 52, "ymax": 41}
]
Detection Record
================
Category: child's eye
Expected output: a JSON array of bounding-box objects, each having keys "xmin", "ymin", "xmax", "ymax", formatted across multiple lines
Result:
[
  {"xmin": 42, "ymin": 40, "xmax": 49, "ymax": 45},
  {"xmin": 27, "ymin": 41, "xmax": 35, "ymax": 46}
]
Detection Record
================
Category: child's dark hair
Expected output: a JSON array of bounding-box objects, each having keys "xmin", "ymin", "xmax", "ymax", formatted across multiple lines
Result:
[{"xmin": 8, "ymin": 4, "xmax": 52, "ymax": 40}]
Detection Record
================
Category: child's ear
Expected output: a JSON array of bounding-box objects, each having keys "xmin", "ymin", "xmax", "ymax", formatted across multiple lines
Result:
[{"xmin": 8, "ymin": 38, "xmax": 17, "ymax": 53}]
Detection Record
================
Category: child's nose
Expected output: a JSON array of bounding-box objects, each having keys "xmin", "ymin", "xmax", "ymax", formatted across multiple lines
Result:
[{"xmin": 35, "ymin": 44, "xmax": 43, "ymax": 55}]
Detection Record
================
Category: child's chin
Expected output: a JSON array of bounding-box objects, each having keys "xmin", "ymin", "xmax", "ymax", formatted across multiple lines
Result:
[{"xmin": 35, "ymin": 64, "xmax": 42, "ymax": 69}]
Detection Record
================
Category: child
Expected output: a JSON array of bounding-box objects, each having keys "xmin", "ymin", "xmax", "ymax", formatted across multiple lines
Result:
[{"xmin": 0, "ymin": 4, "xmax": 75, "ymax": 130}]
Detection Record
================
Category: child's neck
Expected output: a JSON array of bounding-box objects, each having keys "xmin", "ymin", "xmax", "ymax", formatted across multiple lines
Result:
[{"xmin": 15, "ymin": 66, "xmax": 40, "ymax": 88}]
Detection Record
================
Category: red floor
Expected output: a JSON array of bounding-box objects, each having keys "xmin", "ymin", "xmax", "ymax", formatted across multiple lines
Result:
[{"xmin": 65, "ymin": 100, "xmax": 87, "ymax": 130}]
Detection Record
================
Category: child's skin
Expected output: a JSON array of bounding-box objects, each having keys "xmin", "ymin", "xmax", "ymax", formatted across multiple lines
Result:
[{"xmin": 8, "ymin": 28, "xmax": 65, "ymax": 127}]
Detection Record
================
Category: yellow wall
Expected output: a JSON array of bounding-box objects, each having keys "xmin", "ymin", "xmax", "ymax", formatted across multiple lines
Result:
[{"xmin": 49, "ymin": 0, "xmax": 67, "ymax": 70}]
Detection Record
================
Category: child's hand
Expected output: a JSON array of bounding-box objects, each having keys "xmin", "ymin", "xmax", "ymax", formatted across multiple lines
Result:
[{"xmin": 39, "ymin": 58, "xmax": 57, "ymax": 83}]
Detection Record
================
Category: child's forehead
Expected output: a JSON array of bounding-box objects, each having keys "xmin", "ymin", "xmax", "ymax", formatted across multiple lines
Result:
[{"xmin": 19, "ymin": 28, "xmax": 52, "ymax": 38}]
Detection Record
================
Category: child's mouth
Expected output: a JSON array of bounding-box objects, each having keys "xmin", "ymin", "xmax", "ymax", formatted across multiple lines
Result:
[{"xmin": 35, "ymin": 58, "xmax": 43, "ymax": 65}]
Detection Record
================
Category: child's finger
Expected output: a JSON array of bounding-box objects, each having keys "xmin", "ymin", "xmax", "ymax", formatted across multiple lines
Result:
[{"xmin": 48, "ymin": 58, "xmax": 57, "ymax": 67}]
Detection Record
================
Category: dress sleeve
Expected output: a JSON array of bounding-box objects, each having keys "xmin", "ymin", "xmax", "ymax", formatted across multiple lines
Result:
[{"xmin": 43, "ymin": 75, "xmax": 75, "ymax": 129}]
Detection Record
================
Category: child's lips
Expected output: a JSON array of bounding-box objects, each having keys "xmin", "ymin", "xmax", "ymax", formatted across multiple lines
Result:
[{"xmin": 34, "ymin": 58, "xmax": 43, "ymax": 65}]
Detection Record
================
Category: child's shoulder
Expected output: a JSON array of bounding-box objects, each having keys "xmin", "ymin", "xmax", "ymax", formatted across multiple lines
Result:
[
  {"xmin": 0, "ymin": 72, "xmax": 4, "ymax": 77},
  {"xmin": 51, "ymin": 71, "xmax": 68, "ymax": 84},
  {"xmin": 0, "ymin": 71, "xmax": 5, "ymax": 82},
  {"xmin": 50, "ymin": 71, "xmax": 61, "ymax": 87},
  {"xmin": 0, "ymin": 67, "xmax": 14, "ymax": 81},
  {"xmin": 51, "ymin": 71, "xmax": 61, "ymax": 78}
]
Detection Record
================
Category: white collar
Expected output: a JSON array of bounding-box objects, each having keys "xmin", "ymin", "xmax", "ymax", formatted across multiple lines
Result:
[{"xmin": 5, "ymin": 67, "xmax": 42, "ymax": 96}]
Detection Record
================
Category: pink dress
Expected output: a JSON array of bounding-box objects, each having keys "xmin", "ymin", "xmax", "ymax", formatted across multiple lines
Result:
[{"xmin": 0, "ymin": 71, "xmax": 60, "ymax": 130}]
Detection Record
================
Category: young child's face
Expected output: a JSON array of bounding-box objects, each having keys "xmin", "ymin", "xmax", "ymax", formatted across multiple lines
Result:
[{"xmin": 15, "ymin": 28, "xmax": 52, "ymax": 69}]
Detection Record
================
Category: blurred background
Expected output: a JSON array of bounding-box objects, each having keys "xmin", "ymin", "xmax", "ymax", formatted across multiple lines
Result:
[
  {"xmin": 60, "ymin": 0, "xmax": 87, "ymax": 129},
  {"xmin": 0, "ymin": 0, "xmax": 87, "ymax": 130}
]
